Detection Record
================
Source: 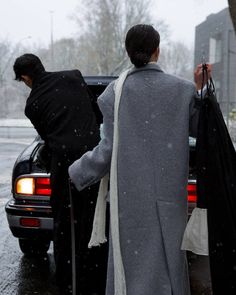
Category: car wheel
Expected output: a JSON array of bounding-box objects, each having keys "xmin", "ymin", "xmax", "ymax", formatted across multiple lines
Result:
[{"xmin": 18, "ymin": 239, "xmax": 50, "ymax": 255}]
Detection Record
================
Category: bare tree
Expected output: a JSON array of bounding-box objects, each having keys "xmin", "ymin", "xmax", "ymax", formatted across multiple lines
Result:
[
  {"xmin": 37, "ymin": 38, "xmax": 81, "ymax": 71},
  {"xmin": 228, "ymin": 0, "xmax": 236, "ymax": 32},
  {"xmin": 159, "ymin": 41, "xmax": 194, "ymax": 80},
  {"xmin": 73, "ymin": 0, "xmax": 168, "ymax": 75},
  {"xmin": 0, "ymin": 39, "xmax": 12, "ymax": 86},
  {"xmin": 0, "ymin": 39, "xmax": 31, "ymax": 118}
]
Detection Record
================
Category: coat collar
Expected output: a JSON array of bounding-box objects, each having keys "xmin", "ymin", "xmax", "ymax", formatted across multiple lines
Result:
[
  {"xmin": 129, "ymin": 63, "xmax": 164, "ymax": 76},
  {"xmin": 31, "ymin": 71, "xmax": 48, "ymax": 88}
]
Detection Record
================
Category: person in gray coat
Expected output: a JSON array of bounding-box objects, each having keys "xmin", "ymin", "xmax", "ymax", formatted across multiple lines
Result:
[{"xmin": 69, "ymin": 24, "xmax": 211, "ymax": 295}]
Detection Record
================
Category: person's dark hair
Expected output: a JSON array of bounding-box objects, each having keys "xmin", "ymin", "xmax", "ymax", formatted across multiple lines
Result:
[
  {"xmin": 13, "ymin": 53, "xmax": 45, "ymax": 81},
  {"xmin": 125, "ymin": 24, "xmax": 160, "ymax": 68}
]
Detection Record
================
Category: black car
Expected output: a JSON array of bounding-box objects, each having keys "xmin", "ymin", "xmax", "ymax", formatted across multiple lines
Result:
[{"xmin": 5, "ymin": 76, "xmax": 197, "ymax": 255}]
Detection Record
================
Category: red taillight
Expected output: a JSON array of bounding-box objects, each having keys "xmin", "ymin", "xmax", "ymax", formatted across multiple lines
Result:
[
  {"xmin": 20, "ymin": 218, "xmax": 41, "ymax": 228},
  {"xmin": 35, "ymin": 178, "xmax": 51, "ymax": 196},
  {"xmin": 188, "ymin": 183, "xmax": 197, "ymax": 203}
]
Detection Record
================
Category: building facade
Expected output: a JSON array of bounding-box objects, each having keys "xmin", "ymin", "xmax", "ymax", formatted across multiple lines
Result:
[{"xmin": 194, "ymin": 8, "xmax": 236, "ymax": 122}]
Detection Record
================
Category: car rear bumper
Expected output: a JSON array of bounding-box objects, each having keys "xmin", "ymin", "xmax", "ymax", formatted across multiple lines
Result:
[{"xmin": 5, "ymin": 198, "xmax": 53, "ymax": 239}]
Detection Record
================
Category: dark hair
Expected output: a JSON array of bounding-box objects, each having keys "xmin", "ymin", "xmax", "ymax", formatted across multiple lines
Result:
[
  {"xmin": 13, "ymin": 53, "xmax": 45, "ymax": 81},
  {"xmin": 125, "ymin": 24, "xmax": 160, "ymax": 68}
]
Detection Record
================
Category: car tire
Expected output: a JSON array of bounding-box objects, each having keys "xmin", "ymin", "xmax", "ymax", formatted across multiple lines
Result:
[{"xmin": 19, "ymin": 239, "xmax": 50, "ymax": 255}]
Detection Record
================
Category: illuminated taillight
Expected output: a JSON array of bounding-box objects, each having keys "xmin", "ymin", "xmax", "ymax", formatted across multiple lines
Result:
[
  {"xmin": 15, "ymin": 176, "xmax": 51, "ymax": 196},
  {"xmin": 35, "ymin": 178, "xmax": 51, "ymax": 196},
  {"xmin": 16, "ymin": 178, "xmax": 35, "ymax": 195},
  {"xmin": 188, "ymin": 183, "xmax": 197, "ymax": 203},
  {"xmin": 20, "ymin": 218, "xmax": 40, "ymax": 228}
]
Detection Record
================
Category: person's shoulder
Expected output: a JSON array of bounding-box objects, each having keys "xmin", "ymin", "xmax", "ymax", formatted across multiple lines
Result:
[
  {"xmin": 164, "ymin": 72, "xmax": 195, "ymax": 89},
  {"xmin": 97, "ymin": 80, "xmax": 116, "ymax": 110},
  {"xmin": 52, "ymin": 69, "xmax": 82, "ymax": 78},
  {"xmin": 99, "ymin": 81, "xmax": 116, "ymax": 100},
  {"xmin": 52, "ymin": 70, "xmax": 87, "ymax": 86}
]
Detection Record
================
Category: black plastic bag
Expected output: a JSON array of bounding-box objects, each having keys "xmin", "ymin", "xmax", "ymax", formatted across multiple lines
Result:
[{"xmin": 196, "ymin": 66, "xmax": 236, "ymax": 294}]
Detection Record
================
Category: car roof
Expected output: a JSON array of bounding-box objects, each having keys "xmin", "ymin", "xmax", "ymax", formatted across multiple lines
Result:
[{"xmin": 84, "ymin": 76, "xmax": 117, "ymax": 86}]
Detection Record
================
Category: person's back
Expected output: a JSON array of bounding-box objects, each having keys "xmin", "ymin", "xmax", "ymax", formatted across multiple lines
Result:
[
  {"xmin": 89, "ymin": 64, "xmax": 197, "ymax": 295},
  {"xmin": 25, "ymin": 69, "xmax": 100, "ymax": 159},
  {"xmin": 118, "ymin": 66, "xmax": 198, "ymax": 203}
]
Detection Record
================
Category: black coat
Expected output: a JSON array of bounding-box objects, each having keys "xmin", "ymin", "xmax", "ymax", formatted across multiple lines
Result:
[
  {"xmin": 25, "ymin": 70, "xmax": 100, "ymax": 163},
  {"xmin": 196, "ymin": 81, "xmax": 236, "ymax": 294},
  {"xmin": 24, "ymin": 71, "xmax": 107, "ymax": 293}
]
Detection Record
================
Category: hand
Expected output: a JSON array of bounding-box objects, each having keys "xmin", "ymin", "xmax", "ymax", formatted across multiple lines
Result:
[{"xmin": 194, "ymin": 63, "xmax": 212, "ymax": 91}]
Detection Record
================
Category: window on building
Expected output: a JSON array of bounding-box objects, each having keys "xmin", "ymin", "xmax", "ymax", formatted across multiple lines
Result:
[{"xmin": 209, "ymin": 35, "xmax": 222, "ymax": 63}]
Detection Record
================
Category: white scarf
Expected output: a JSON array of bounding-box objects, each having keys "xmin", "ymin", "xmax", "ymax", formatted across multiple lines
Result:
[{"xmin": 88, "ymin": 69, "xmax": 130, "ymax": 295}]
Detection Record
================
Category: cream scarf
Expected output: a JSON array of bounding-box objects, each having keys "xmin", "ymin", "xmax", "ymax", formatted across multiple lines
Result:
[{"xmin": 88, "ymin": 69, "xmax": 130, "ymax": 295}]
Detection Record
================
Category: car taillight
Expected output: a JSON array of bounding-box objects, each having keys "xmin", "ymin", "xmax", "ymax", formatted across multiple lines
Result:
[
  {"xmin": 187, "ymin": 183, "xmax": 197, "ymax": 203},
  {"xmin": 16, "ymin": 178, "xmax": 35, "ymax": 195},
  {"xmin": 20, "ymin": 218, "xmax": 40, "ymax": 228},
  {"xmin": 16, "ymin": 177, "xmax": 51, "ymax": 196},
  {"xmin": 35, "ymin": 178, "xmax": 51, "ymax": 196}
]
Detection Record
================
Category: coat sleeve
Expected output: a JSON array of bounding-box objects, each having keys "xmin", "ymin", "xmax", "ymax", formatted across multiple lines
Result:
[{"xmin": 68, "ymin": 82, "xmax": 115, "ymax": 191}]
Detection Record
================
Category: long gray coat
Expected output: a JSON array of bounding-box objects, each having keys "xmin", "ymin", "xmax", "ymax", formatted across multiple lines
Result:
[{"xmin": 69, "ymin": 64, "xmax": 199, "ymax": 295}]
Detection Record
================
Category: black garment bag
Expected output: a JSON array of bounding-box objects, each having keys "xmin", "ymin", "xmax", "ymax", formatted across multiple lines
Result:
[{"xmin": 196, "ymin": 65, "xmax": 236, "ymax": 294}]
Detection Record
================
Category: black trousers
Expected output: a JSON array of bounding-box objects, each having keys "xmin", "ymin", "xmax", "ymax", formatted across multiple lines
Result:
[{"xmin": 50, "ymin": 159, "xmax": 108, "ymax": 295}]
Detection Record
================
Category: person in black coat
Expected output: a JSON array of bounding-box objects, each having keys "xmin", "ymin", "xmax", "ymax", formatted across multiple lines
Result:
[{"xmin": 13, "ymin": 54, "xmax": 108, "ymax": 295}]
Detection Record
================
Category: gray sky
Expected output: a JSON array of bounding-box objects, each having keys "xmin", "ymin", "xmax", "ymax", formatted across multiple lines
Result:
[{"xmin": 0, "ymin": 0, "xmax": 228, "ymax": 48}]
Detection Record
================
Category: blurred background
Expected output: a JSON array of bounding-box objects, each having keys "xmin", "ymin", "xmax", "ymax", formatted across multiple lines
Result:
[{"xmin": 1, "ymin": 0, "xmax": 235, "ymax": 140}]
